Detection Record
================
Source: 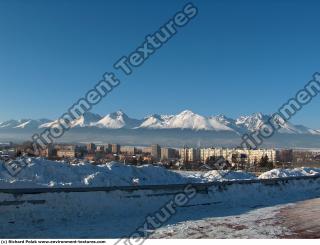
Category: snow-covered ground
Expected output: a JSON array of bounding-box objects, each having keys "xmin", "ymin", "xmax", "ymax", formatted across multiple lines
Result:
[
  {"xmin": 0, "ymin": 158, "xmax": 320, "ymax": 238},
  {"xmin": 1, "ymin": 158, "xmax": 320, "ymax": 188},
  {"xmin": 150, "ymin": 203, "xmax": 293, "ymax": 238},
  {"xmin": 0, "ymin": 158, "xmax": 192, "ymax": 188},
  {"xmin": 151, "ymin": 197, "xmax": 320, "ymax": 238},
  {"xmin": 1, "ymin": 192, "xmax": 319, "ymax": 238},
  {"xmin": 177, "ymin": 169, "xmax": 257, "ymax": 182},
  {"xmin": 258, "ymin": 167, "xmax": 320, "ymax": 179},
  {"xmin": 0, "ymin": 199, "xmax": 294, "ymax": 238}
]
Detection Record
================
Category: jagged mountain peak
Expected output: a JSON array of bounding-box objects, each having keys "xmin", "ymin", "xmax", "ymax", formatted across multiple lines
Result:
[
  {"xmin": 144, "ymin": 114, "xmax": 161, "ymax": 119},
  {"xmin": 93, "ymin": 110, "xmax": 142, "ymax": 129},
  {"xmin": 139, "ymin": 114, "xmax": 167, "ymax": 129},
  {"xmin": 235, "ymin": 112, "xmax": 270, "ymax": 132},
  {"xmin": 109, "ymin": 110, "xmax": 125, "ymax": 116},
  {"xmin": 71, "ymin": 112, "xmax": 102, "ymax": 127},
  {"xmin": 1, "ymin": 110, "xmax": 318, "ymax": 135},
  {"xmin": 178, "ymin": 109, "xmax": 196, "ymax": 115}
]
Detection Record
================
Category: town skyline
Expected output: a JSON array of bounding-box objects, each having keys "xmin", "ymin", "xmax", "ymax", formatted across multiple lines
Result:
[{"xmin": 1, "ymin": 0, "xmax": 320, "ymax": 240}]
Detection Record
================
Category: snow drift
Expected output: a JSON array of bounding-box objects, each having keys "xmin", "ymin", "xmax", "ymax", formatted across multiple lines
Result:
[
  {"xmin": 258, "ymin": 167, "xmax": 320, "ymax": 179},
  {"xmin": 1, "ymin": 158, "xmax": 320, "ymax": 189},
  {"xmin": 0, "ymin": 172, "xmax": 319, "ymax": 238},
  {"xmin": 178, "ymin": 170, "xmax": 257, "ymax": 182},
  {"xmin": 0, "ymin": 158, "xmax": 191, "ymax": 188}
]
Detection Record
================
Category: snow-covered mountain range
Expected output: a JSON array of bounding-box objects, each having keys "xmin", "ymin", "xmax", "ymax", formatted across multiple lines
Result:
[
  {"xmin": 0, "ymin": 119, "xmax": 51, "ymax": 129},
  {"xmin": 0, "ymin": 110, "xmax": 319, "ymax": 135}
]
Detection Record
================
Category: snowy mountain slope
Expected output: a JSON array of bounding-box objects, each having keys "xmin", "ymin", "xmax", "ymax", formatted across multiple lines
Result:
[
  {"xmin": 139, "ymin": 110, "xmax": 236, "ymax": 131},
  {"xmin": 235, "ymin": 113, "xmax": 320, "ymax": 135},
  {"xmin": 15, "ymin": 119, "xmax": 52, "ymax": 129},
  {"xmin": 0, "ymin": 120, "xmax": 23, "ymax": 128},
  {"xmin": 270, "ymin": 115, "xmax": 308, "ymax": 134},
  {"xmin": 70, "ymin": 112, "xmax": 102, "ymax": 127},
  {"xmin": 291, "ymin": 125, "xmax": 320, "ymax": 135},
  {"xmin": 39, "ymin": 112, "xmax": 102, "ymax": 128},
  {"xmin": 138, "ymin": 114, "xmax": 173, "ymax": 129},
  {"xmin": 0, "ymin": 119, "xmax": 51, "ymax": 129},
  {"xmin": 138, "ymin": 110, "xmax": 316, "ymax": 133},
  {"xmin": 235, "ymin": 113, "xmax": 268, "ymax": 132},
  {"xmin": 93, "ymin": 110, "xmax": 142, "ymax": 129},
  {"xmin": 165, "ymin": 110, "xmax": 214, "ymax": 130},
  {"xmin": 39, "ymin": 120, "xmax": 57, "ymax": 128},
  {"xmin": 210, "ymin": 115, "xmax": 242, "ymax": 132}
]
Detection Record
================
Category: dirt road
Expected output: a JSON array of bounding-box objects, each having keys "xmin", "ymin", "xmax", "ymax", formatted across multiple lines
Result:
[{"xmin": 279, "ymin": 198, "xmax": 320, "ymax": 238}]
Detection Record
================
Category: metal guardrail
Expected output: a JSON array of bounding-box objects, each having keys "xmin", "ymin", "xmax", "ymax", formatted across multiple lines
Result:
[{"xmin": 0, "ymin": 175, "xmax": 319, "ymax": 195}]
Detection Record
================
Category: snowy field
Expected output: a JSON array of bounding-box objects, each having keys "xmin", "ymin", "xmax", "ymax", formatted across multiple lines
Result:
[{"xmin": 0, "ymin": 159, "xmax": 320, "ymax": 238}]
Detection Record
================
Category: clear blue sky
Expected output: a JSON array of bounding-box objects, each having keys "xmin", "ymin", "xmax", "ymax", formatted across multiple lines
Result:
[{"xmin": 0, "ymin": 0, "xmax": 320, "ymax": 128}]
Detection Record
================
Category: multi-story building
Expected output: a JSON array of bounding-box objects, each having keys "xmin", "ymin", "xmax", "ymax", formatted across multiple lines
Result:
[
  {"xmin": 111, "ymin": 144, "xmax": 120, "ymax": 154},
  {"xmin": 96, "ymin": 145, "xmax": 105, "ymax": 152},
  {"xmin": 160, "ymin": 147, "xmax": 176, "ymax": 161},
  {"xmin": 120, "ymin": 146, "xmax": 136, "ymax": 155},
  {"xmin": 276, "ymin": 149, "xmax": 293, "ymax": 163},
  {"xmin": 57, "ymin": 145, "xmax": 76, "ymax": 158},
  {"xmin": 39, "ymin": 144, "xmax": 55, "ymax": 158},
  {"xmin": 200, "ymin": 148, "xmax": 222, "ymax": 163},
  {"xmin": 292, "ymin": 150, "xmax": 317, "ymax": 164},
  {"xmin": 142, "ymin": 147, "xmax": 151, "ymax": 154},
  {"xmin": 86, "ymin": 143, "xmax": 96, "ymax": 152},
  {"xmin": 105, "ymin": 144, "xmax": 112, "ymax": 153},
  {"xmin": 200, "ymin": 147, "xmax": 276, "ymax": 165},
  {"xmin": 179, "ymin": 147, "xmax": 200, "ymax": 162},
  {"xmin": 151, "ymin": 144, "xmax": 161, "ymax": 160}
]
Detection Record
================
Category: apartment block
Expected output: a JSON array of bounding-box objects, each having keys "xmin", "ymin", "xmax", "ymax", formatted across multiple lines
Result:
[
  {"xmin": 151, "ymin": 144, "xmax": 161, "ymax": 160},
  {"xmin": 86, "ymin": 143, "xmax": 96, "ymax": 152},
  {"xmin": 160, "ymin": 147, "xmax": 176, "ymax": 161},
  {"xmin": 57, "ymin": 145, "xmax": 76, "ymax": 158},
  {"xmin": 120, "ymin": 146, "xmax": 136, "ymax": 155},
  {"xmin": 200, "ymin": 148, "xmax": 276, "ymax": 164},
  {"xmin": 111, "ymin": 144, "xmax": 120, "ymax": 154},
  {"xmin": 179, "ymin": 147, "xmax": 200, "ymax": 162}
]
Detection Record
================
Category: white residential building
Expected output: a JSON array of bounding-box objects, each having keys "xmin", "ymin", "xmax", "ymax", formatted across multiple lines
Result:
[
  {"xmin": 179, "ymin": 147, "xmax": 200, "ymax": 162},
  {"xmin": 200, "ymin": 148, "xmax": 276, "ymax": 164}
]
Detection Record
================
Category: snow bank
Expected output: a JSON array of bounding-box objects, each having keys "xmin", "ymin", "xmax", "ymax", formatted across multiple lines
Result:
[
  {"xmin": 1, "ymin": 158, "xmax": 320, "ymax": 188},
  {"xmin": 0, "ymin": 158, "xmax": 192, "ymax": 188},
  {"xmin": 202, "ymin": 170, "xmax": 256, "ymax": 181},
  {"xmin": 177, "ymin": 170, "xmax": 257, "ymax": 182},
  {"xmin": 1, "ymin": 173, "xmax": 319, "ymax": 238},
  {"xmin": 0, "ymin": 158, "xmax": 257, "ymax": 188},
  {"xmin": 258, "ymin": 167, "xmax": 320, "ymax": 179}
]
